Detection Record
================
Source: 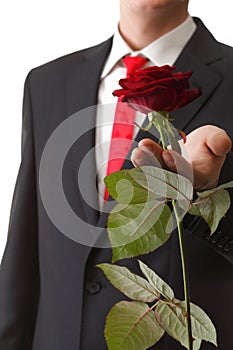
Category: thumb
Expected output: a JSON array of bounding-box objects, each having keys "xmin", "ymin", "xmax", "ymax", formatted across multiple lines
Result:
[{"xmin": 207, "ymin": 129, "xmax": 232, "ymax": 157}]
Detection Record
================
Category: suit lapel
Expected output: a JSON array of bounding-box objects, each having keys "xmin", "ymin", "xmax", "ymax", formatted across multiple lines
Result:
[
  {"xmin": 66, "ymin": 38, "xmax": 113, "ymax": 115},
  {"xmin": 63, "ymin": 38, "xmax": 112, "ymax": 227},
  {"xmin": 171, "ymin": 18, "xmax": 222, "ymax": 131}
]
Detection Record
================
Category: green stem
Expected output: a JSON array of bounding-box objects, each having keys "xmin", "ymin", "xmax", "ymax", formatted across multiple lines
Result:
[
  {"xmin": 151, "ymin": 112, "xmax": 167, "ymax": 150},
  {"xmin": 158, "ymin": 124, "xmax": 167, "ymax": 150},
  {"xmin": 173, "ymin": 201, "xmax": 193, "ymax": 350},
  {"xmin": 151, "ymin": 111, "xmax": 193, "ymax": 349}
]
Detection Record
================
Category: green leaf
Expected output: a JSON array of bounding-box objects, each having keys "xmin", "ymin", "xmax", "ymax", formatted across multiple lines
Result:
[
  {"xmin": 138, "ymin": 260, "xmax": 174, "ymax": 301},
  {"xmin": 108, "ymin": 201, "xmax": 173, "ymax": 262},
  {"xmin": 189, "ymin": 187, "xmax": 231, "ymax": 234},
  {"xmin": 155, "ymin": 301, "xmax": 201, "ymax": 350},
  {"xmin": 206, "ymin": 180, "xmax": 233, "ymax": 191},
  {"xmin": 155, "ymin": 300, "xmax": 217, "ymax": 349},
  {"xmin": 105, "ymin": 301, "xmax": 164, "ymax": 350},
  {"xmin": 105, "ymin": 166, "xmax": 193, "ymax": 212},
  {"xmin": 104, "ymin": 168, "xmax": 158, "ymax": 204},
  {"xmin": 133, "ymin": 166, "xmax": 193, "ymax": 205},
  {"xmin": 97, "ymin": 263, "xmax": 159, "ymax": 302},
  {"xmin": 180, "ymin": 301, "xmax": 217, "ymax": 347}
]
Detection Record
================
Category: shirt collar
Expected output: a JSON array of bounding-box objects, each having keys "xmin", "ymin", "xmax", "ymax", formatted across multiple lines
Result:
[
  {"xmin": 101, "ymin": 29, "xmax": 132, "ymax": 79},
  {"xmin": 101, "ymin": 15, "xmax": 197, "ymax": 78},
  {"xmin": 140, "ymin": 15, "xmax": 196, "ymax": 66}
]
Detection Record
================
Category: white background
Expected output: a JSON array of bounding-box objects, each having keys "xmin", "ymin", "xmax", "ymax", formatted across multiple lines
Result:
[{"xmin": 0, "ymin": 1, "xmax": 233, "ymax": 260}]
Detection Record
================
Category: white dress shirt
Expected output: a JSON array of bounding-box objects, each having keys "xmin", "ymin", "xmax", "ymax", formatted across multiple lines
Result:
[{"xmin": 96, "ymin": 15, "xmax": 197, "ymax": 209}]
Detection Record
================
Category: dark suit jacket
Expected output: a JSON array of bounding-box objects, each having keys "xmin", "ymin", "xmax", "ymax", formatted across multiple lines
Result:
[{"xmin": 0, "ymin": 18, "xmax": 233, "ymax": 350}]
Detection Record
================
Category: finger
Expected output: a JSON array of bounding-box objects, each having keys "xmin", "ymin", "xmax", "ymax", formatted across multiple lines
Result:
[
  {"xmin": 131, "ymin": 138, "xmax": 165, "ymax": 167},
  {"xmin": 162, "ymin": 149, "xmax": 193, "ymax": 182},
  {"xmin": 207, "ymin": 129, "xmax": 232, "ymax": 157},
  {"xmin": 138, "ymin": 138, "xmax": 164, "ymax": 160},
  {"xmin": 186, "ymin": 125, "xmax": 232, "ymax": 157},
  {"xmin": 131, "ymin": 146, "xmax": 163, "ymax": 168}
]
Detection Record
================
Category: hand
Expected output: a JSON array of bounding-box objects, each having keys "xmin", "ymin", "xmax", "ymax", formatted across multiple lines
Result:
[{"xmin": 131, "ymin": 125, "xmax": 232, "ymax": 190}]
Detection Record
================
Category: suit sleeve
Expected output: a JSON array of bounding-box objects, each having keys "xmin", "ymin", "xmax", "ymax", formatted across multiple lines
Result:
[
  {"xmin": 184, "ymin": 151, "xmax": 233, "ymax": 266},
  {"xmin": 0, "ymin": 73, "xmax": 39, "ymax": 349}
]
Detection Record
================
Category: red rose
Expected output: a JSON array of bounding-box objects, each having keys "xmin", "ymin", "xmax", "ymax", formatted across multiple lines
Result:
[{"xmin": 113, "ymin": 65, "xmax": 202, "ymax": 114}]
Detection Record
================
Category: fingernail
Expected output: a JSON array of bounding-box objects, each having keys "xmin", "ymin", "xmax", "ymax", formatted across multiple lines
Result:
[
  {"xmin": 138, "ymin": 145, "xmax": 154, "ymax": 154},
  {"xmin": 138, "ymin": 141, "xmax": 154, "ymax": 152},
  {"xmin": 131, "ymin": 148, "xmax": 144, "ymax": 167}
]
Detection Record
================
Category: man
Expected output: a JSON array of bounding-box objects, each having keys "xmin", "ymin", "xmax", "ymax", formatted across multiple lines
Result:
[{"xmin": 0, "ymin": 0, "xmax": 232, "ymax": 349}]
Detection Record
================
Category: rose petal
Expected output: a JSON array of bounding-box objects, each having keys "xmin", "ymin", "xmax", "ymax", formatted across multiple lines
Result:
[
  {"xmin": 113, "ymin": 65, "xmax": 201, "ymax": 114},
  {"xmin": 123, "ymin": 86, "xmax": 177, "ymax": 113}
]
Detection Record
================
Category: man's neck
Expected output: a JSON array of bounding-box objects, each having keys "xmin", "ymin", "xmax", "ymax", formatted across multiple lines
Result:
[{"xmin": 119, "ymin": 2, "xmax": 189, "ymax": 50}]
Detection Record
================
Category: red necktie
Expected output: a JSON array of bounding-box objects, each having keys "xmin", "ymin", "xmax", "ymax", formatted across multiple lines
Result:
[{"xmin": 104, "ymin": 55, "xmax": 148, "ymax": 200}]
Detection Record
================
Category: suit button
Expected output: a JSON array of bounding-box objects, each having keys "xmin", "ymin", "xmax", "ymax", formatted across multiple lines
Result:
[
  {"xmin": 224, "ymin": 240, "xmax": 233, "ymax": 252},
  {"xmin": 204, "ymin": 232, "xmax": 211, "ymax": 240},
  {"xmin": 217, "ymin": 235, "xmax": 230, "ymax": 248},
  {"xmin": 85, "ymin": 281, "xmax": 101, "ymax": 294},
  {"xmin": 211, "ymin": 231, "xmax": 222, "ymax": 243}
]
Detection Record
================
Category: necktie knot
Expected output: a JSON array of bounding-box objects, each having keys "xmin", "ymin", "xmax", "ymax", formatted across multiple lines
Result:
[{"xmin": 123, "ymin": 55, "xmax": 148, "ymax": 77}]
